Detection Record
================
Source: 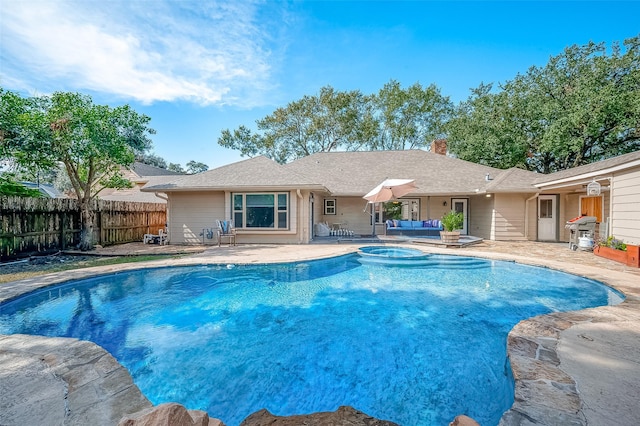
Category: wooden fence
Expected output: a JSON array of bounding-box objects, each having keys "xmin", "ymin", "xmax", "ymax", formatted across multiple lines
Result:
[{"xmin": 0, "ymin": 197, "xmax": 166, "ymax": 260}]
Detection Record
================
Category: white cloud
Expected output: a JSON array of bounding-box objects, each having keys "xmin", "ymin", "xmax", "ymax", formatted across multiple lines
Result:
[{"xmin": 0, "ymin": 0, "xmax": 281, "ymax": 106}]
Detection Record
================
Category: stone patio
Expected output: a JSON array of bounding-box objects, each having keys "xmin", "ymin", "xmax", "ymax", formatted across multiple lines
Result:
[{"xmin": 1, "ymin": 240, "xmax": 639, "ymax": 425}]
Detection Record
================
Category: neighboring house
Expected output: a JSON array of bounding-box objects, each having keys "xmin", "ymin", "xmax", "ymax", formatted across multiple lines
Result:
[
  {"xmin": 19, "ymin": 182, "xmax": 66, "ymax": 198},
  {"xmin": 99, "ymin": 162, "xmax": 183, "ymax": 203},
  {"xmin": 142, "ymin": 145, "xmax": 640, "ymax": 246}
]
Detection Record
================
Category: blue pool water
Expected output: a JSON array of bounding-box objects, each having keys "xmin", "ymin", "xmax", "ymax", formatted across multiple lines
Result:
[{"xmin": 0, "ymin": 253, "xmax": 623, "ymax": 425}]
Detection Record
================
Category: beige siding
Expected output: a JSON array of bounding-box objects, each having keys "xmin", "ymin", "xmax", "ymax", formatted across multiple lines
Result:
[
  {"xmin": 319, "ymin": 196, "xmax": 374, "ymax": 235},
  {"xmin": 612, "ymin": 168, "xmax": 640, "ymax": 245},
  {"xmin": 168, "ymin": 191, "xmax": 225, "ymax": 245},
  {"xmin": 492, "ymin": 194, "xmax": 528, "ymax": 240},
  {"xmin": 233, "ymin": 191, "xmax": 303, "ymax": 244},
  {"xmin": 168, "ymin": 190, "xmax": 307, "ymax": 245},
  {"xmin": 317, "ymin": 196, "xmax": 453, "ymax": 236},
  {"xmin": 560, "ymin": 194, "xmax": 579, "ymax": 242},
  {"xmin": 469, "ymin": 195, "xmax": 493, "ymax": 239},
  {"xmin": 525, "ymin": 197, "xmax": 537, "ymax": 241},
  {"xmin": 311, "ymin": 192, "xmax": 327, "ymax": 238}
]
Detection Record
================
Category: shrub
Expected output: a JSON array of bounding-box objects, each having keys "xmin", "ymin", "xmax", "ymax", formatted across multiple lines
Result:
[
  {"xmin": 441, "ymin": 210, "xmax": 464, "ymax": 232},
  {"xmin": 601, "ymin": 236, "xmax": 627, "ymax": 251}
]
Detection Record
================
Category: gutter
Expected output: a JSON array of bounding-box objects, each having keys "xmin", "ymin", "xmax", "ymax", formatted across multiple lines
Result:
[{"xmin": 534, "ymin": 158, "xmax": 640, "ymax": 188}]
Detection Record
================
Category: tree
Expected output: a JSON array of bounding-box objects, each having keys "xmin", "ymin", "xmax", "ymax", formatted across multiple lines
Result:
[
  {"xmin": 1, "ymin": 89, "xmax": 155, "ymax": 250},
  {"xmin": 167, "ymin": 163, "xmax": 185, "ymax": 173},
  {"xmin": 186, "ymin": 161, "xmax": 208, "ymax": 174},
  {"xmin": 447, "ymin": 36, "xmax": 640, "ymax": 173},
  {"xmin": 218, "ymin": 86, "xmax": 376, "ymax": 164},
  {"xmin": 444, "ymin": 83, "xmax": 531, "ymax": 170},
  {"xmin": 136, "ymin": 153, "xmax": 168, "ymax": 169},
  {"xmin": 371, "ymin": 80, "xmax": 453, "ymax": 150},
  {"xmin": 0, "ymin": 173, "xmax": 44, "ymax": 197}
]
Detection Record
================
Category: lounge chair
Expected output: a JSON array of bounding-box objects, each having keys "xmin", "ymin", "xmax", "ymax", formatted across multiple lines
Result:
[{"xmin": 216, "ymin": 220, "xmax": 236, "ymax": 246}]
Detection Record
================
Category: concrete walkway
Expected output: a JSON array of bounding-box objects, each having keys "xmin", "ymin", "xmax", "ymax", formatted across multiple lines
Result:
[{"xmin": 1, "ymin": 240, "xmax": 639, "ymax": 425}]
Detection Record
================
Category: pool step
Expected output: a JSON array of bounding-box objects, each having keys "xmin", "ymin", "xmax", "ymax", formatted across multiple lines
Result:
[{"xmin": 357, "ymin": 255, "xmax": 490, "ymax": 269}]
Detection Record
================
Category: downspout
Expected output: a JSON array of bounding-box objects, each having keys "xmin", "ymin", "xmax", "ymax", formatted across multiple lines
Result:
[
  {"xmin": 524, "ymin": 193, "xmax": 540, "ymax": 240},
  {"xmin": 296, "ymin": 189, "xmax": 304, "ymax": 244},
  {"xmin": 608, "ymin": 176, "xmax": 613, "ymax": 237}
]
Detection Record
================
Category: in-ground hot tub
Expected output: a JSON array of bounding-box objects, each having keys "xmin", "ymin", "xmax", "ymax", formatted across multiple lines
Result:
[{"xmin": 357, "ymin": 246, "xmax": 431, "ymax": 265}]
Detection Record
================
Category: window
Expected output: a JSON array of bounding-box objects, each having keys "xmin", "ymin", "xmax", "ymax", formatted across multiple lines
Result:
[
  {"xmin": 324, "ymin": 199, "xmax": 336, "ymax": 215},
  {"xmin": 232, "ymin": 192, "xmax": 289, "ymax": 229},
  {"xmin": 539, "ymin": 199, "xmax": 553, "ymax": 219},
  {"xmin": 373, "ymin": 199, "xmax": 420, "ymax": 223},
  {"xmin": 580, "ymin": 196, "xmax": 603, "ymax": 222}
]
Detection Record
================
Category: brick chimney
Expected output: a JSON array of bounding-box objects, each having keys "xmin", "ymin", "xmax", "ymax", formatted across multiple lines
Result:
[{"xmin": 430, "ymin": 139, "xmax": 447, "ymax": 155}]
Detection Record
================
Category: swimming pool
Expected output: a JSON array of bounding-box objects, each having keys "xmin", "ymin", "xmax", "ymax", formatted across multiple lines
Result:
[{"xmin": 0, "ymin": 253, "xmax": 623, "ymax": 425}]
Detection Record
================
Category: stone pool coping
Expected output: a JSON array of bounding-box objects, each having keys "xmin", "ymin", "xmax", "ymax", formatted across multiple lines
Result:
[{"xmin": 1, "ymin": 241, "xmax": 639, "ymax": 425}]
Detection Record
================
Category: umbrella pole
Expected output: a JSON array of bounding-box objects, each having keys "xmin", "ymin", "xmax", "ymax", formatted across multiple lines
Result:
[{"xmin": 371, "ymin": 203, "xmax": 376, "ymax": 237}]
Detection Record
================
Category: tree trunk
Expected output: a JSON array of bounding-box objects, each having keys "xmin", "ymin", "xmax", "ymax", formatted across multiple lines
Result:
[{"xmin": 78, "ymin": 201, "xmax": 95, "ymax": 251}]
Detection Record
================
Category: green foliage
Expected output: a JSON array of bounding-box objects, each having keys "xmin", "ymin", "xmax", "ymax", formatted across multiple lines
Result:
[
  {"xmin": 0, "ymin": 173, "xmax": 44, "ymax": 197},
  {"xmin": 601, "ymin": 236, "xmax": 627, "ymax": 251},
  {"xmin": 137, "ymin": 153, "xmax": 168, "ymax": 169},
  {"xmin": 1, "ymin": 88, "xmax": 156, "ymax": 249},
  {"xmin": 441, "ymin": 210, "xmax": 464, "ymax": 232},
  {"xmin": 186, "ymin": 160, "xmax": 209, "ymax": 174},
  {"xmin": 448, "ymin": 36, "xmax": 640, "ymax": 173},
  {"xmin": 218, "ymin": 82, "xmax": 452, "ymax": 164},
  {"xmin": 373, "ymin": 80, "xmax": 453, "ymax": 150},
  {"xmin": 168, "ymin": 162, "xmax": 186, "ymax": 173},
  {"xmin": 383, "ymin": 201, "xmax": 403, "ymax": 220}
]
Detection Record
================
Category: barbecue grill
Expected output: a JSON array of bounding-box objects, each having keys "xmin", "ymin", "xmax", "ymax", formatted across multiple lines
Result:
[{"xmin": 565, "ymin": 216, "xmax": 597, "ymax": 251}]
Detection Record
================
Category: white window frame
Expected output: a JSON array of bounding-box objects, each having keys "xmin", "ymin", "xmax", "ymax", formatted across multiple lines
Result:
[
  {"xmin": 232, "ymin": 192, "xmax": 289, "ymax": 230},
  {"xmin": 324, "ymin": 199, "xmax": 336, "ymax": 215}
]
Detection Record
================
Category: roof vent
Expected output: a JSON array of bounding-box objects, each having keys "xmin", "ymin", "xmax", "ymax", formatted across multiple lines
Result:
[{"xmin": 485, "ymin": 173, "xmax": 493, "ymax": 181}]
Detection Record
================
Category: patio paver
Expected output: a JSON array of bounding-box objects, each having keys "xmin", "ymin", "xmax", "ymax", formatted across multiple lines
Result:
[{"xmin": 1, "ymin": 240, "xmax": 639, "ymax": 425}]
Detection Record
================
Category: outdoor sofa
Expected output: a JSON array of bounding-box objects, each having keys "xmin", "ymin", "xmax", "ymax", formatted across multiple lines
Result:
[{"xmin": 386, "ymin": 219, "xmax": 443, "ymax": 237}]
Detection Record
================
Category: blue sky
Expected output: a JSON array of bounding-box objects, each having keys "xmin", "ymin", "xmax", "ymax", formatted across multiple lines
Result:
[{"xmin": 2, "ymin": 1, "xmax": 639, "ymax": 169}]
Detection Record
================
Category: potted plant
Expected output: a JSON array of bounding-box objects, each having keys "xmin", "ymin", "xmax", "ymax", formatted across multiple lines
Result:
[
  {"xmin": 440, "ymin": 211, "xmax": 464, "ymax": 243},
  {"xmin": 594, "ymin": 236, "xmax": 640, "ymax": 267}
]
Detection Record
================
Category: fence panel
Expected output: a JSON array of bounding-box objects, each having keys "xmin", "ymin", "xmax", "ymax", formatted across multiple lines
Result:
[{"xmin": 0, "ymin": 197, "xmax": 166, "ymax": 260}]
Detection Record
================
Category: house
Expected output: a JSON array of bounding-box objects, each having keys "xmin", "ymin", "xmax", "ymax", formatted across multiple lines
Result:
[
  {"xmin": 141, "ymin": 145, "xmax": 640, "ymax": 246},
  {"xmin": 19, "ymin": 182, "xmax": 66, "ymax": 198},
  {"xmin": 533, "ymin": 150, "xmax": 640, "ymax": 245},
  {"xmin": 99, "ymin": 162, "xmax": 183, "ymax": 203}
]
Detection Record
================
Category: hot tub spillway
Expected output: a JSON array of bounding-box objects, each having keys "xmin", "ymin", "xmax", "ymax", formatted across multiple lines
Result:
[{"xmin": 357, "ymin": 246, "xmax": 488, "ymax": 269}]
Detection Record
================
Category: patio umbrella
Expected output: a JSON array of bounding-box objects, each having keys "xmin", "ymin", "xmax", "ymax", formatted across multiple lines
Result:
[
  {"xmin": 363, "ymin": 179, "xmax": 417, "ymax": 235},
  {"xmin": 363, "ymin": 179, "xmax": 417, "ymax": 203}
]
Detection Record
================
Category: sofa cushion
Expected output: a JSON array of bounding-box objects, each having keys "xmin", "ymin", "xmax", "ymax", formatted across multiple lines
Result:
[
  {"xmin": 398, "ymin": 220, "xmax": 412, "ymax": 228},
  {"xmin": 410, "ymin": 220, "xmax": 423, "ymax": 228}
]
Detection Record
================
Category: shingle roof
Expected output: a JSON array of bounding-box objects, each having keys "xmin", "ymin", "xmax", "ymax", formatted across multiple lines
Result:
[
  {"xmin": 132, "ymin": 162, "xmax": 184, "ymax": 177},
  {"xmin": 284, "ymin": 150, "xmax": 506, "ymax": 196},
  {"xmin": 141, "ymin": 149, "xmax": 640, "ymax": 196},
  {"xmin": 485, "ymin": 167, "xmax": 540, "ymax": 193},
  {"xmin": 534, "ymin": 150, "xmax": 640, "ymax": 185},
  {"xmin": 142, "ymin": 156, "xmax": 325, "ymax": 192}
]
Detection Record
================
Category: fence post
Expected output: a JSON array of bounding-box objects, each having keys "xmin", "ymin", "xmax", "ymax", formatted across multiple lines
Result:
[
  {"xmin": 98, "ymin": 210, "xmax": 103, "ymax": 246},
  {"xmin": 60, "ymin": 213, "xmax": 66, "ymax": 250}
]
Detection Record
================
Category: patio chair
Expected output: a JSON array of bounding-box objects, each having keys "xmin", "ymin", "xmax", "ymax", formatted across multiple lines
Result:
[
  {"xmin": 216, "ymin": 220, "xmax": 236, "ymax": 246},
  {"xmin": 143, "ymin": 227, "xmax": 168, "ymax": 245}
]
